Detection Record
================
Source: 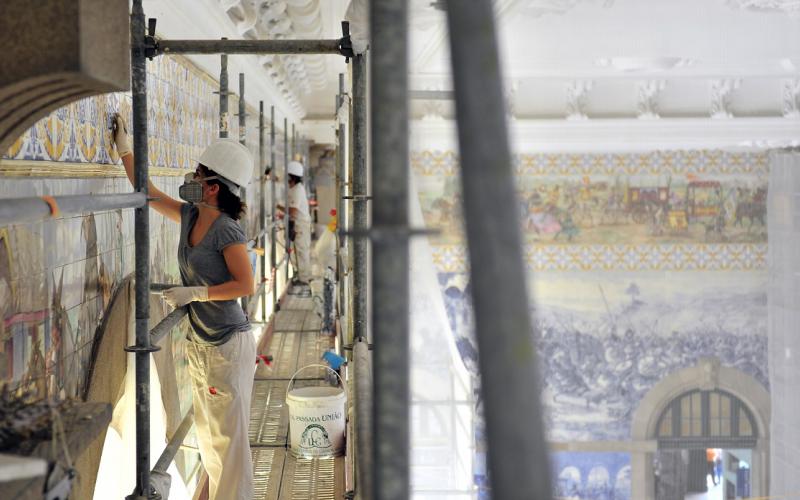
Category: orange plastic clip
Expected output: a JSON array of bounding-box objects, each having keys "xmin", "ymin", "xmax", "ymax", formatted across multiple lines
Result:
[{"xmin": 40, "ymin": 196, "xmax": 60, "ymax": 218}]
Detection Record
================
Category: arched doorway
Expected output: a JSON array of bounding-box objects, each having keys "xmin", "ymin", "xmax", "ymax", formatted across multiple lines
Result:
[
  {"xmin": 654, "ymin": 389, "xmax": 758, "ymax": 498},
  {"xmin": 630, "ymin": 358, "xmax": 770, "ymax": 500}
]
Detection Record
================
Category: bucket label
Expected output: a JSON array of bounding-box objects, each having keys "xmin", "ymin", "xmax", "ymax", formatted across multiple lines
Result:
[
  {"xmin": 299, "ymin": 424, "xmax": 332, "ymax": 450},
  {"xmin": 291, "ymin": 411, "xmax": 342, "ymax": 424}
]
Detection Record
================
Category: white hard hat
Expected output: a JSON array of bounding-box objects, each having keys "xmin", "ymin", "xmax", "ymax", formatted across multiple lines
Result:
[
  {"xmin": 198, "ymin": 139, "xmax": 253, "ymax": 196},
  {"xmin": 287, "ymin": 161, "xmax": 304, "ymax": 177}
]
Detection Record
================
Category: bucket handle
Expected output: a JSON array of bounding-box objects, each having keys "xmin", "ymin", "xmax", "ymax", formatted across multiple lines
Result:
[{"xmin": 286, "ymin": 363, "xmax": 347, "ymax": 399}]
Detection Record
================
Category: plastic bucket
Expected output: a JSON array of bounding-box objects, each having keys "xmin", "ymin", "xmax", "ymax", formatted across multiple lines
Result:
[{"xmin": 286, "ymin": 364, "xmax": 347, "ymax": 458}]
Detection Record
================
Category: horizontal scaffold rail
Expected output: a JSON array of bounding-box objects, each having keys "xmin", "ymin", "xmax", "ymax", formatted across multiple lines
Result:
[
  {"xmin": 156, "ymin": 38, "xmax": 345, "ymax": 56},
  {"xmin": 150, "ymin": 306, "xmax": 188, "ymax": 344},
  {"xmin": 0, "ymin": 193, "xmax": 146, "ymax": 226}
]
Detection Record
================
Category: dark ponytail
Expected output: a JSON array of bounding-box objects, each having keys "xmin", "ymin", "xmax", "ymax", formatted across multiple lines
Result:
[{"xmin": 200, "ymin": 165, "xmax": 247, "ymax": 220}]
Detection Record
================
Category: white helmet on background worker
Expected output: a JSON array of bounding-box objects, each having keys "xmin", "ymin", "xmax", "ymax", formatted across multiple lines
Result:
[
  {"xmin": 197, "ymin": 139, "xmax": 253, "ymax": 197},
  {"xmin": 287, "ymin": 161, "xmax": 304, "ymax": 178}
]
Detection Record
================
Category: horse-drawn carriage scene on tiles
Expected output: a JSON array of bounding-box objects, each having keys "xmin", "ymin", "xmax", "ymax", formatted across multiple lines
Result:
[{"xmin": 416, "ymin": 173, "xmax": 768, "ymax": 245}]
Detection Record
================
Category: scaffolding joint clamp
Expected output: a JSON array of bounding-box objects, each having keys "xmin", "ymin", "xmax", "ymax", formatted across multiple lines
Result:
[
  {"xmin": 340, "ymin": 226, "xmax": 439, "ymax": 242},
  {"xmin": 145, "ymin": 18, "xmax": 159, "ymax": 60},
  {"xmin": 338, "ymin": 21, "xmax": 355, "ymax": 61},
  {"xmin": 124, "ymin": 344, "xmax": 161, "ymax": 353}
]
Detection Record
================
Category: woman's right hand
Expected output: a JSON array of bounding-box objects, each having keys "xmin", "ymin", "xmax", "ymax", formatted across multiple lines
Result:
[{"xmin": 112, "ymin": 113, "xmax": 132, "ymax": 157}]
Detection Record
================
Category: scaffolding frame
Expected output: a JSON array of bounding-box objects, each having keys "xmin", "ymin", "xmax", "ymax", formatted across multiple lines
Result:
[{"xmin": 0, "ymin": 0, "xmax": 553, "ymax": 498}]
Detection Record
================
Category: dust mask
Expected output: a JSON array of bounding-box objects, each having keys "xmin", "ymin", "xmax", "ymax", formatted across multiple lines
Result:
[{"xmin": 179, "ymin": 172, "xmax": 222, "ymax": 206}]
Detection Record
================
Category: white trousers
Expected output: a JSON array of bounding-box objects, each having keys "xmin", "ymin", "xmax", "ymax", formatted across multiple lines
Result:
[
  {"xmin": 293, "ymin": 218, "xmax": 312, "ymax": 282},
  {"xmin": 187, "ymin": 330, "xmax": 256, "ymax": 500}
]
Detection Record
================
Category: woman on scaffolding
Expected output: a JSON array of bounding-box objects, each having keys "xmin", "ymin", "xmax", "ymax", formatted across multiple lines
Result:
[{"xmin": 112, "ymin": 115, "xmax": 255, "ymax": 500}]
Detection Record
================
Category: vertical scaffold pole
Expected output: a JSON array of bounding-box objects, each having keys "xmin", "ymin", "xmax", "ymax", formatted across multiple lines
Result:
[
  {"xmin": 444, "ymin": 1, "xmax": 552, "ymax": 498},
  {"xmin": 284, "ymin": 117, "xmax": 290, "ymax": 284},
  {"xmin": 128, "ymin": 1, "xmax": 154, "ymax": 497},
  {"xmin": 370, "ymin": 0, "xmax": 409, "ymax": 496},
  {"xmin": 270, "ymin": 107, "xmax": 277, "ymax": 312},
  {"xmin": 238, "ymin": 73, "xmax": 249, "ymax": 313},
  {"xmin": 337, "ymin": 73, "xmax": 346, "ymax": 253},
  {"xmin": 352, "ymin": 55, "xmax": 368, "ymax": 347},
  {"xmin": 218, "ymin": 50, "xmax": 229, "ymax": 139},
  {"xmin": 259, "ymin": 101, "xmax": 267, "ymax": 321},
  {"xmin": 336, "ymin": 73, "xmax": 347, "ymax": 329}
]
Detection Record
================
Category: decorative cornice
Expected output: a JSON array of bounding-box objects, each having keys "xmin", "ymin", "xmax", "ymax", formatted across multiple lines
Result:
[{"xmin": 411, "ymin": 117, "xmax": 800, "ymax": 152}]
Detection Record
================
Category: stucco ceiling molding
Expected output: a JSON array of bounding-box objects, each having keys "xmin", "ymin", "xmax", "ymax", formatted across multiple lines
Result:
[
  {"xmin": 782, "ymin": 79, "xmax": 800, "ymax": 118},
  {"xmin": 411, "ymin": 118, "xmax": 800, "ymax": 152},
  {"xmin": 726, "ymin": 0, "xmax": 800, "ymax": 14},
  {"xmin": 523, "ymin": 0, "xmax": 615, "ymax": 17},
  {"xmin": 217, "ymin": 0, "xmax": 333, "ymax": 115},
  {"xmin": 636, "ymin": 80, "xmax": 666, "ymax": 120},
  {"xmin": 566, "ymin": 80, "xmax": 593, "ymax": 121},
  {"xmin": 710, "ymin": 79, "xmax": 741, "ymax": 119}
]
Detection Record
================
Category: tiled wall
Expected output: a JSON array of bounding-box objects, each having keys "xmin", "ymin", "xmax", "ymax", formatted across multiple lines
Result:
[
  {"xmin": 0, "ymin": 54, "xmax": 287, "ymax": 404},
  {"xmin": 416, "ymin": 149, "xmax": 770, "ymax": 498}
]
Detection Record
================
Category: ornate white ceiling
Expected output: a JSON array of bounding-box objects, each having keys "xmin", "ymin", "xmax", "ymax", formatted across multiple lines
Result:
[
  {"xmin": 408, "ymin": 0, "xmax": 800, "ymax": 123},
  {"xmin": 146, "ymin": 0, "xmax": 800, "ymax": 144}
]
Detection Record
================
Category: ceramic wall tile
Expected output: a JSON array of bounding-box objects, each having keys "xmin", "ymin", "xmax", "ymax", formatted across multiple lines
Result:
[{"xmin": 4, "ymin": 55, "xmax": 223, "ymax": 170}]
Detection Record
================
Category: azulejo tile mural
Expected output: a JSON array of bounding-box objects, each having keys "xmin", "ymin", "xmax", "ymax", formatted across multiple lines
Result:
[
  {"xmin": 4, "ymin": 55, "xmax": 219, "ymax": 170},
  {"xmin": 423, "ymin": 149, "xmax": 770, "ymax": 498},
  {"xmin": 551, "ymin": 452, "xmax": 631, "ymax": 500},
  {"xmin": 441, "ymin": 270, "xmax": 768, "ymax": 442},
  {"xmin": 413, "ymin": 149, "xmax": 768, "ymax": 271}
]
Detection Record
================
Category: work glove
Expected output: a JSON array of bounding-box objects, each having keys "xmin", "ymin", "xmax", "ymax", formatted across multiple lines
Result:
[
  {"xmin": 111, "ymin": 113, "xmax": 132, "ymax": 158},
  {"xmin": 163, "ymin": 286, "xmax": 209, "ymax": 308}
]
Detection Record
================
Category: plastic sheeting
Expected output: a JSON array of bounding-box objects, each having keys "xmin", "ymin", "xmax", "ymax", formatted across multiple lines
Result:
[
  {"xmin": 409, "ymin": 174, "xmax": 475, "ymax": 497},
  {"xmin": 767, "ymin": 150, "xmax": 800, "ymax": 499}
]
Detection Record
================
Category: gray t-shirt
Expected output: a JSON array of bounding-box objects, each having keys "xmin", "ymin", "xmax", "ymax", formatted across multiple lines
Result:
[{"xmin": 179, "ymin": 204, "xmax": 251, "ymax": 346}]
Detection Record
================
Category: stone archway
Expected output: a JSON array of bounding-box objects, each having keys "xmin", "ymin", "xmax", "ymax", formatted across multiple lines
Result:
[{"xmin": 630, "ymin": 358, "xmax": 770, "ymax": 500}]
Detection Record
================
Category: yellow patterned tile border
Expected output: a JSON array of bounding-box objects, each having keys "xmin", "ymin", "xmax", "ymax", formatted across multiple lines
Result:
[
  {"xmin": 0, "ymin": 159, "xmax": 190, "ymax": 178},
  {"xmin": 431, "ymin": 243, "xmax": 767, "ymax": 272},
  {"xmin": 411, "ymin": 150, "xmax": 769, "ymax": 177}
]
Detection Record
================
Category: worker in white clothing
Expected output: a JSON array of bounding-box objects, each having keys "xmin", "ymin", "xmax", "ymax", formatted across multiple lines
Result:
[
  {"xmin": 112, "ymin": 115, "xmax": 256, "ymax": 500},
  {"xmin": 277, "ymin": 161, "xmax": 312, "ymax": 284}
]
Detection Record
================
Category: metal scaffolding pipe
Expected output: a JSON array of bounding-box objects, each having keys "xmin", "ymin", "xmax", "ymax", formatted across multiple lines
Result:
[
  {"xmin": 0, "ymin": 193, "xmax": 145, "ymax": 226},
  {"xmin": 238, "ymin": 74, "xmax": 246, "ymax": 144},
  {"xmin": 129, "ymin": 1, "xmax": 155, "ymax": 497},
  {"xmin": 352, "ymin": 55, "xmax": 368, "ymax": 345},
  {"xmin": 443, "ymin": 2, "xmax": 552, "ymax": 498},
  {"xmin": 150, "ymin": 307, "xmax": 189, "ymax": 345},
  {"xmin": 370, "ymin": 0, "xmax": 410, "ymax": 496},
  {"xmin": 238, "ymin": 73, "xmax": 249, "ymax": 314},
  {"xmin": 259, "ymin": 100, "xmax": 267, "ymax": 321},
  {"xmin": 270, "ymin": 106, "xmax": 278, "ymax": 312},
  {"xmin": 219, "ymin": 49, "xmax": 229, "ymax": 139},
  {"xmin": 353, "ymin": 337, "xmax": 374, "ymax": 500},
  {"xmin": 157, "ymin": 38, "xmax": 344, "ymax": 56},
  {"xmin": 284, "ymin": 117, "xmax": 289, "ymax": 284},
  {"xmin": 337, "ymin": 73, "xmax": 347, "ymax": 252},
  {"xmin": 153, "ymin": 408, "xmax": 194, "ymax": 473}
]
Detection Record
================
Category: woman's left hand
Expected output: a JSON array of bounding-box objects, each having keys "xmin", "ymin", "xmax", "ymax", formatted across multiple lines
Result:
[{"xmin": 163, "ymin": 286, "xmax": 209, "ymax": 307}]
